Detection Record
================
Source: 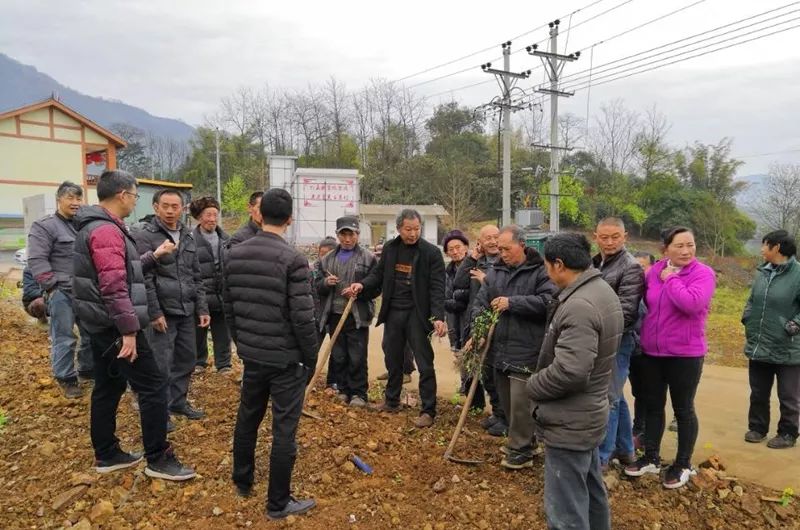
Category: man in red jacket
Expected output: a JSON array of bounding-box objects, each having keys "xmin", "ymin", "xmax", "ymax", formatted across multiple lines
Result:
[{"xmin": 72, "ymin": 170, "xmax": 195, "ymax": 481}]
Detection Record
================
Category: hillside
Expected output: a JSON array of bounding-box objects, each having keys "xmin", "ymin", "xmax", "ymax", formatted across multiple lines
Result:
[{"xmin": 0, "ymin": 53, "xmax": 194, "ymax": 142}]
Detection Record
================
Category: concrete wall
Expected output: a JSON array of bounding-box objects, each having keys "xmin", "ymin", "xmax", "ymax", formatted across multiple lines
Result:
[{"xmin": 362, "ymin": 214, "xmax": 439, "ymax": 246}]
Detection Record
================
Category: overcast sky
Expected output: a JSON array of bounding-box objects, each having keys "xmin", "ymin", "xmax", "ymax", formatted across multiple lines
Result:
[{"xmin": 2, "ymin": 0, "xmax": 799, "ymax": 175}]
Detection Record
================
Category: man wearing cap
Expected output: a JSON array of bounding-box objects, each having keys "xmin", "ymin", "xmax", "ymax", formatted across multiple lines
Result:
[
  {"xmin": 442, "ymin": 230, "xmax": 470, "ymax": 391},
  {"xmin": 316, "ymin": 216, "xmax": 378, "ymax": 407}
]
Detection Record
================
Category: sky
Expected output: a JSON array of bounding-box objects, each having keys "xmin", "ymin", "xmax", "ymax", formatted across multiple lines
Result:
[{"xmin": 2, "ymin": 0, "xmax": 799, "ymax": 176}]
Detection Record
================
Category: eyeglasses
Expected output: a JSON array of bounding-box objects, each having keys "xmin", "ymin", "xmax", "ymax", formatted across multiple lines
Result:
[{"xmin": 123, "ymin": 191, "xmax": 141, "ymax": 200}]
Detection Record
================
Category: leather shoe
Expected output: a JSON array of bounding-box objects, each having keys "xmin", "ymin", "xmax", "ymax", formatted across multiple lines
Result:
[
  {"xmin": 414, "ymin": 413, "xmax": 434, "ymax": 428},
  {"xmin": 169, "ymin": 404, "xmax": 205, "ymax": 420}
]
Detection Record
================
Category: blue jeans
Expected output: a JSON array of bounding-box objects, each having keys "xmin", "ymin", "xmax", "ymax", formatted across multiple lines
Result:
[
  {"xmin": 48, "ymin": 289, "xmax": 93, "ymax": 382},
  {"xmin": 599, "ymin": 331, "xmax": 635, "ymax": 464}
]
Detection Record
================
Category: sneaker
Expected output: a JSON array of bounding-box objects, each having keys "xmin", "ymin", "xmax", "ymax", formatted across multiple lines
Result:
[
  {"xmin": 194, "ymin": 365, "xmax": 206, "ymax": 374},
  {"xmin": 217, "ymin": 367, "xmax": 232, "ymax": 375},
  {"xmin": 744, "ymin": 430, "xmax": 766, "ymax": 443},
  {"xmin": 414, "ymin": 413, "xmax": 434, "ymax": 428},
  {"xmin": 266, "ymin": 496, "xmax": 316, "ymax": 520},
  {"xmin": 403, "ymin": 374, "xmax": 412, "ymax": 384},
  {"xmin": 166, "ymin": 418, "xmax": 176, "ymax": 433},
  {"xmin": 169, "ymin": 404, "xmax": 205, "ymax": 420},
  {"xmin": 624, "ymin": 457, "xmax": 661, "ymax": 477},
  {"xmin": 377, "ymin": 372, "xmax": 389, "ymax": 381},
  {"xmin": 487, "ymin": 420, "xmax": 509, "ymax": 437},
  {"xmin": 668, "ymin": 418, "xmax": 678, "ymax": 432},
  {"xmin": 662, "ymin": 464, "xmax": 696, "ymax": 489},
  {"xmin": 501, "ymin": 450, "xmax": 534, "ymax": 470},
  {"xmin": 767, "ymin": 433, "xmax": 796, "ymax": 449},
  {"xmin": 349, "ymin": 396, "xmax": 367, "ymax": 408},
  {"xmin": 58, "ymin": 380, "xmax": 83, "ymax": 399},
  {"xmin": 480, "ymin": 415, "xmax": 501, "ymax": 430},
  {"xmin": 371, "ymin": 402, "xmax": 401, "ymax": 413},
  {"xmin": 96, "ymin": 450, "xmax": 143, "ymax": 474},
  {"xmin": 144, "ymin": 449, "xmax": 196, "ymax": 482}
]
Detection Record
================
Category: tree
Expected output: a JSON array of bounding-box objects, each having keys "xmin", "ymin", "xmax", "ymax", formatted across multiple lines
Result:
[
  {"xmin": 590, "ymin": 99, "xmax": 640, "ymax": 176},
  {"xmin": 110, "ymin": 123, "xmax": 151, "ymax": 177},
  {"xmin": 676, "ymin": 138, "xmax": 745, "ymax": 203},
  {"xmin": 748, "ymin": 163, "xmax": 800, "ymax": 238},
  {"xmin": 634, "ymin": 105, "xmax": 673, "ymax": 180},
  {"xmin": 222, "ymin": 174, "xmax": 249, "ymax": 222}
]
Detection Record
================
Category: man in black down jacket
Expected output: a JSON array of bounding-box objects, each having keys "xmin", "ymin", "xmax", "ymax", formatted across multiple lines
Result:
[
  {"xmin": 345, "ymin": 209, "xmax": 447, "ymax": 428},
  {"xmin": 527, "ymin": 233, "xmax": 623, "ymax": 530},
  {"xmin": 592, "ymin": 217, "xmax": 644, "ymax": 469},
  {"xmin": 133, "ymin": 189, "xmax": 210, "ymax": 421},
  {"xmin": 453, "ymin": 224, "xmax": 505, "ymax": 431},
  {"xmin": 224, "ymin": 188, "xmax": 318, "ymax": 521},
  {"xmin": 471, "ymin": 225, "xmax": 556, "ymax": 469},
  {"xmin": 190, "ymin": 196, "xmax": 232, "ymax": 373},
  {"xmin": 229, "ymin": 191, "xmax": 263, "ymax": 246}
]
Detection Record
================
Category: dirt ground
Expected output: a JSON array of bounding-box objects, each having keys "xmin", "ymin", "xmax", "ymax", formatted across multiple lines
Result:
[{"xmin": 1, "ymin": 296, "xmax": 799, "ymax": 529}]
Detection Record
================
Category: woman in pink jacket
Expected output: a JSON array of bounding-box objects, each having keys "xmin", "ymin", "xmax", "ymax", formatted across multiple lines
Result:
[{"xmin": 624, "ymin": 227, "xmax": 716, "ymax": 489}]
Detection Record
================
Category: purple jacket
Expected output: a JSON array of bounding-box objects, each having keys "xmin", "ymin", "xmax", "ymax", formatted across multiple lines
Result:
[{"xmin": 640, "ymin": 258, "xmax": 716, "ymax": 358}]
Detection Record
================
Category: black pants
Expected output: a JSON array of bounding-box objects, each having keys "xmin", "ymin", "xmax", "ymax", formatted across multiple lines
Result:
[
  {"xmin": 463, "ymin": 358, "xmax": 504, "ymax": 420},
  {"xmin": 629, "ymin": 354, "xmax": 647, "ymax": 434},
  {"xmin": 382, "ymin": 309, "xmax": 437, "ymax": 416},
  {"xmin": 748, "ymin": 360, "xmax": 800, "ymax": 438},
  {"xmin": 232, "ymin": 360, "xmax": 306, "ymax": 512},
  {"xmin": 90, "ymin": 328, "xmax": 169, "ymax": 463},
  {"xmin": 147, "ymin": 314, "xmax": 197, "ymax": 410},
  {"xmin": 328, "ymin": 313, "xmax": 369, "ymax": 400},
  {"xmin": 195, "ymin": 310, "xmax": 232, "ymax": 369},
  {"xmin": 642, "ymin": 354, "xmax": 703, "ymax": 468},
  {"xmin": 403, "ymin": 343, "xmax": 416, "ymax": 375}
]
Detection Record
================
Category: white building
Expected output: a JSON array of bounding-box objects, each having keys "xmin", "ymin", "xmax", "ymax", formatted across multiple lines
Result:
[{"xmin": 360, "ymin": 204, "xmax": 448, "ymax": 246}]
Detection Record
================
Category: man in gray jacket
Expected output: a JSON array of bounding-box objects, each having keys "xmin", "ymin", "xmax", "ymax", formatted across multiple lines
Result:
[
  {"xmin": 27, "ymin": 181, "xmax": 93, "ymax": 398},
  {"xmin": 527, "ymin": 233, "xmax": 623, "ymax": 530},
  {"xmin": 592, "ymin": 217, "xmax": 644, "ymax": 469},
  {"xmin": 133, "ymin": 189, "xmax": 210, "ymax": 422},
  {"xmin": 315, "ymin": 216, "xmax": 377, "ymax": 407}
]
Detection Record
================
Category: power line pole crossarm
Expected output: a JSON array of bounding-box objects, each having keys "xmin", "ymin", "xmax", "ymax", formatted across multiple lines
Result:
[
  {"xmin": 479, "ymin": 41, "xmax": 532, "ymax": 227},
  {"xmin": 527, "ymin": 20, "xmax": 579, "ymax": 233}
]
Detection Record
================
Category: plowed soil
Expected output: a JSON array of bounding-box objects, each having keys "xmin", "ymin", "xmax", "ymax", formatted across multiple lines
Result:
[{"xmin": 0, "ymin": 298, "xmax": 797, "ymax": 530}]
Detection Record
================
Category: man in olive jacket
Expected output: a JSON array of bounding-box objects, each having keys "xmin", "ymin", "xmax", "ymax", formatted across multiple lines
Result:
[
  {"xmin": 224, "ymin": 188, "xmax": 318, "ymax": 520},
  {"xmin": 743, "ymin": 230, "xmax": 800, "ymax": 449},
  {"xmin": 527, "ymin": 233, "xmax": 623, "ymax": 530},
  {"xmin": 345, "ymin": 209, "xmax": 447, "ymax": 428}
]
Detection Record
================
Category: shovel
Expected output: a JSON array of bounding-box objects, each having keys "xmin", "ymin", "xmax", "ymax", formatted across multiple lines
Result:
[
  {"xmin": 302, "ymin": 295, "xmax": 356, "ymax": 419},
  {"xmin": 443, "ymin": 321, "xmax": 498, "ymax": 465}
]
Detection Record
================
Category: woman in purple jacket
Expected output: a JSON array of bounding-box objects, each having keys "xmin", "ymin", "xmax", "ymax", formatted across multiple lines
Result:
[{"xmin": 624, "ymin": 227, "xmax": 716, "ymax": 489}]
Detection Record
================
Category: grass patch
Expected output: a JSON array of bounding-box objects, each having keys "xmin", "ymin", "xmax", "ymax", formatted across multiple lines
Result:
[{"xmin": 706, "ymin": 285, "xmax": 749, "ymax": 368}]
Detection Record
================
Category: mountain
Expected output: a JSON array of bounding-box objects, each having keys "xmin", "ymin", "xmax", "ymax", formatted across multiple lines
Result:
[
  {"xmin": 0, "ymin": 53, "xmax": 194, "ymax": 142},
  {"xmin": 735, "ymin": 173, "xmax": 766, "ymax": 210}
]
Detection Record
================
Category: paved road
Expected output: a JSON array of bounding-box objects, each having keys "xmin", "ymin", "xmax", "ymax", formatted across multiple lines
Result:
[{"xmin": 361, "ymin": 327, "xmax": 797, "ymax": 492}]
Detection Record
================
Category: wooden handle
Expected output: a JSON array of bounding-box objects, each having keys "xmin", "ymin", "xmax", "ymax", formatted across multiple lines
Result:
[{"xmin": 303, "ymin": 295, "xmax": 356, "ymax": 406}]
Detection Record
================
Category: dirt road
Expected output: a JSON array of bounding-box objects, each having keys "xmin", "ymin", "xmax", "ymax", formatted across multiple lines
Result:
[{"xmin": 364, "ymin": 326, "xmax": 799, "ymax": 492}]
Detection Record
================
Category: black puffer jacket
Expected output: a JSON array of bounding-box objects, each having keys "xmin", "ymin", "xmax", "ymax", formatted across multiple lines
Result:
[
  {"xmin": 360, "ymin": 235, "xmax": 446, "ymax": 330},
  {"xmin": 591, "ymin": 248, "xmax": 644, "ymax": 331},
  {"xmin": 472, "ymin": 248, "xmax": 557, "ymax": 373},
  {"xmin": 229, "ymin": 219, "xmax": 260, "ymax": 247},
  {"xmin": 445, "ymin": 260, "xmax": 468, "ymax": 350},
  {"xmin": 132, "ymin": 217, "xmax": 208, "ymax": 319},
  {"xmin": 193, "ymin": 225, "xmax": 230, "ymax": 313},
  {"xmin": 223, "ymin": 231, "xmax": 319, "ymax": 369},
  {"xmin": 453, "ymin": 253, "xmax": 501, "ymax": 337}
]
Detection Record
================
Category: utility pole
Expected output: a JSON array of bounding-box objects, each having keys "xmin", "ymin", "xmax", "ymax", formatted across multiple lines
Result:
[
  {"xmin": 215, "ymin": 127, "xmax": 222, "ymax": 215},
  {"xmin": 480, "ymin": 41, "xmax": 531, "ymax": 227},
  {"xmin": 527, "ymin": 20, "xmax": 579, "ymax": 232}
]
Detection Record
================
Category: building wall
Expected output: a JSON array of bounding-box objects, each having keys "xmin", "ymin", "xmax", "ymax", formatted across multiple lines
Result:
[
  {"xmin": 0, "ymin": 136, "xmax": 83, "ymax": 217},
  {"xmin": 362, "ymin": 214, "xmax": 439, "ymax": 246}
]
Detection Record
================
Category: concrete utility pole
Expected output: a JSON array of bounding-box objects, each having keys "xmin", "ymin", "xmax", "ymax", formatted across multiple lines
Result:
[
  {"xmin": 480, "ymin": 42, "xmax": 531, "ymax": 227},
  {"xmin": 527, "ymin": 20, "xmax": 579, "ymax": 233},
  {"xmin": 215, "ymin": 127, "xmax": 222, "ymax": 215}
]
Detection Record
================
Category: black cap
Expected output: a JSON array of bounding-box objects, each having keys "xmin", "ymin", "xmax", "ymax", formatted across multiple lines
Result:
[{"xmin": 336, "ymin": 215, "xmax": 360, "ymax": 234}]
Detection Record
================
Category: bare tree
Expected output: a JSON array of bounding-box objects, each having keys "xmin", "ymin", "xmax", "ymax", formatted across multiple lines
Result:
[
  {"xmin": 749, "ymin": 163, "xmax": 800, "ymax": 238},
  {"xmin": 635, "ymin": 105, "xmax": 672, "ymax": 179},
  {"xmin": 559, "ymin": 113, "xmax": 585, "ymax": 150},
  {"xmin": 434, "ymin": 163, "xmax": 476, "ymax": 229},
  {"xmin": 220, "ymin": 86, "xmax": 254, "ymax": 137},
  {"xmin": 590, "ymin": 99, "xmax": 640, "ymax": 175},
  {"xmin": 325, "ymin": 77, "xmax": 350, "ymax": 164}
]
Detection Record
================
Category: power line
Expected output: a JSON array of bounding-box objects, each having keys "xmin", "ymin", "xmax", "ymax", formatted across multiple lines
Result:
[
  {"xmin": 563, "ymin": 21, "xmax": 800, "ymax": 93},
  {"xmin": 559, "ymin": 2, "xmax": 800, "ymax": 85},
  {"xmin": 394, "ymin": 0, "xmax": 611, "ymax": 83},
  {"xmin": 560, "ymin": 14, "xmax": 800, "ymax": 92}
]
